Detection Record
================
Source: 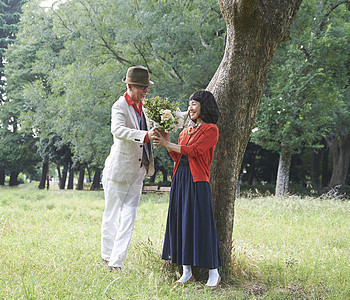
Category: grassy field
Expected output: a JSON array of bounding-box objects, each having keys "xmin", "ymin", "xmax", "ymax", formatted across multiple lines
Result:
[{"xmin": 0, "ymin": 183, "xmax": 349, "ymax": 299}]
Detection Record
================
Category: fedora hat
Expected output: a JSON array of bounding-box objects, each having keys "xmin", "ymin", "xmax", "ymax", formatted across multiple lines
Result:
[{"xmin": 122, "ymin": 65, "xmax": 154, "ymax": 86}]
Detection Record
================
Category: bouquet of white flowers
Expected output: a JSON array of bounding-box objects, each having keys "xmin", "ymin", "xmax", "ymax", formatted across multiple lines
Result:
[{"xmin": 143, "ymin": 96, "xmax": 185, "ymax": 132}]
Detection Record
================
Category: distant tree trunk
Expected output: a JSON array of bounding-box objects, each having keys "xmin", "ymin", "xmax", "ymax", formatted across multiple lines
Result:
[
  {"xmin": 46, "ymin": 174, "xmax": 50, "ymax": 190},
  {"xmin": 0, "ymin": 167, "xmax": 5, "ymax": 185},
  {"xmin": 149, "ymin": 172, "xmax": 156, "ymax": 183},
  {"xmin": 325, "ymin": 134, "xmax": 350, "ymax": 186},
  {"xmin": 9, "ymin": 172, "xmax": 19, "ymax": 186},
  {"xmin": 59, "ymin": 165, "xmax": 68, "ymax": 190},
  {"xmin": 38, "ymin": 160, "xmax": 49, "ymax": 189},
  {"xmin": 208, "ymin": 0, "xmax": 302, "ymax": 272},
  {"xmin": 67, "ymin": 164, "xmax": 74, "ymax": 190},
  {"xmin": 87, "ymin": 167, "xmax": 92, "ymax": 183},
  {"xmin": 149, "ymin": 158, "xmax": 158, "ymax": 183},
  {"xmin": 90, "ymin": 169, "xmax": 101, "ymax": 190},
  {"xmin": 275, "ymin": 148, "xmax": 292, "ymax": 196},
  {"xmin": 311, "ymin": 149, "xmax": 321, "ymax": 189},
  {"xmin": 76, "ymin": 169, "xmax": 85, "ymax": 190},
  {"xmin": 321, "ymin": 140, "xmax": 330, "ymax": 187},
  {"xmin": 160, "ymin": 166, "xmax": 168, "ymax": 182},
  {"xmin": 57, "ymin": 164, "xmax": 62, "ymax": 185},
  {"xmin": 246, "ymin": 155, "xmax": 256, "ymax": 185}
]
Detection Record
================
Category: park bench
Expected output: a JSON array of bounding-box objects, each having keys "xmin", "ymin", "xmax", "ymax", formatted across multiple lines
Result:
[{"xmin": 142, "ymin": 185, "xmax": 171, "ymax": 193}]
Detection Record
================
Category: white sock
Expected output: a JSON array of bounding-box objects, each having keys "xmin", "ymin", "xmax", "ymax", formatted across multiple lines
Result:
[
  {"xmin": 206, "ymin": 268, "xmax": 220, "ymax": 286},
  {"xmin": 177, "ymin": 265, "xmax": 192, "ymax": 283}
]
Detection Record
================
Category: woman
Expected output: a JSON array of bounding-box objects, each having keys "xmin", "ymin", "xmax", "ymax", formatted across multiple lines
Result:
[{"xmin": 152, "ymin": 90, "xmax": 222, "ymax": 290}]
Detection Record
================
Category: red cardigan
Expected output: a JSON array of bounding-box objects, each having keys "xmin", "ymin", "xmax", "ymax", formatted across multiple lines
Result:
[{"xmin": 169, "ymin": 123, "xmax": 219, "ymax": 182}]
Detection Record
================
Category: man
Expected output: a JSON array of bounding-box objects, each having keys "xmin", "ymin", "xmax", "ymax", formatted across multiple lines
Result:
[{"xmin": 101, "ymin": 65, "xmax": 156, "ymax": 270}]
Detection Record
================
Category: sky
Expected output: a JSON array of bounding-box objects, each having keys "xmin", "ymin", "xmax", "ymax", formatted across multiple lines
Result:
[{"xmin": 40, "ymin": 0, "xmax": 67, "ymax": 8}]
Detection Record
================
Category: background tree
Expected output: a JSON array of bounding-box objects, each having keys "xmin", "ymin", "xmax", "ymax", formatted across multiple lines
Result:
[
  {"xmin": 4, "ymin": 0, "xmax": 73, "ymax": 188},
  {"xmin": 6, "ymin": 0, "xmax": 225, "ymax": 189},
  {"xmin": 321, "ymin": 0, "xmax": 350, "ymax": 187},
  {"xmin": 251, "ymin": 0, "xmax": 349, "ymax": 195},
  {"xmin": 0, "ymin": 0, "xmax": 30, "ymax": 185}
]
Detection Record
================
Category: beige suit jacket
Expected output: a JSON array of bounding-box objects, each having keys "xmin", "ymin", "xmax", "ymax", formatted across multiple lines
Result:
[{"xmin": 103, "ymin": 95, "xmax": 155, "ymax": 184}]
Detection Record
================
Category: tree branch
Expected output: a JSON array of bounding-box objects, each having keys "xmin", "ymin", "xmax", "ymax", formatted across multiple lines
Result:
[
  {"xmin": 318, "ymin": 0, "xmax": 350, "ymax": 32},
  {"xmin": 78, "ymin": 0, "xmax": 132, "ymax": 65}
]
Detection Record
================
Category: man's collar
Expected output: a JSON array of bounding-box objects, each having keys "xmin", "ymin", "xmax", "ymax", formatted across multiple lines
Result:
[
  {"xmin": 124, "ymin": 92, "xmax": 134, "ymax": 106},
  {"xmin": 124, "ymin": 92, "xmax": 143, "ymax": 116}
]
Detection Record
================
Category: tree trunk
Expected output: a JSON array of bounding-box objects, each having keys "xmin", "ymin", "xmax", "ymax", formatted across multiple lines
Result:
[
  {"xmin": 67, "ymin": 164, "xmax": 74, "ymax": 190},
  {"xmin": 0, "ymin": 167, "xmax": 5, "ymax": 185},
  {"xmin": 207, "ymin": 0, "xmax": 302, "ymax": 273},
  {"xmin": 38, "ymin": 160, "xmax": 49, "ymax": 189},
  {"xmin": 57, "ymin": 164, "xmax": 62, "ymax": 185},
  {"xmin": 46, "ymin": 174, "xmax": 50, "ymax": 190},
  {"xmin": 246, "ymin": 155, "xmax": 256, "ymax": 185},
  {"xmin": 9, "ymin": 172, "xmax": 19, "ymax": 186},
  {"xmin": 90, "ymin": 169, "xmax": 101, "ymax": 190},
  {"xmin": 321, "ymin": 139, "xmax": 330, "ymax": 187},
  {"xmin": 76, "ymin": 169, "xmax": 85, "ymax": 190},
  {"xmin": 160, "ymin": 166, "xmax": 168, "ymax": 182},
  {"xmin": 275, "ymin": 148, "xmax": 292, "ymax": 196},
  {"xmin": 59, "ymin": 165, "xmax": 68, "ymax": 190},
  {"xmin": 325, "ymin": 134, "xmax": 350, "ymax": 186},
  {"xmin": 149, "ymin": 158, "xmax": 158, "ymax": 183},
  {"xmin": 311, "ymin": 149, "xmax": 321, "ymax": 190},
  {"xmin": 87, "ymin": 167, "xmax": 92, "ymax": 183}
]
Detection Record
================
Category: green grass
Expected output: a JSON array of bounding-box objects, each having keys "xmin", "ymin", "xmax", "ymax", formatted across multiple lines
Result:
[{"xmin": 0, "ymin": 183, "xmax": 349, "ymax": 299}]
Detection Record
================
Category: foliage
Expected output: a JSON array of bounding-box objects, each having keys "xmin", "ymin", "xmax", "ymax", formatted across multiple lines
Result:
[
  {"xmin": 252, "ymin": 0, "xmax": 349, "ymax": 154},
  {"xmin": 143, "ymin": 96, "xmax": 181, "ymax": 132},
  {"xmin": 2, "ymin": 0, "xmax": 224, "ymax": 180},
  {"xmin": 0, "ymin": 0, "xmax": 40, "ymax": 182},
  {"xmin": 0, "ymin": 0, "xmax": 27, "ymax": 99},
  {"xmin": 249, "ymin": 0, "xmax": 350, "ymax": 193}
]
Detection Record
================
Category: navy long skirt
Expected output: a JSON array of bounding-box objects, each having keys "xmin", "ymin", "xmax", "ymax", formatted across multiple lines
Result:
[{"xmin": 162, "ymin": 156, "xmax": 222, "ymax": 269}]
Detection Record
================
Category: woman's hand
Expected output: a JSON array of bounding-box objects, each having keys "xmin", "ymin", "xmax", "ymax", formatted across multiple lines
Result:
[
  {"xmin": 153, "ymin": 129, "xmax": 181, "ymax": 153},
  {"xmin": 152, "ymin": 129, "xmax": 170, "ymax": 148}
]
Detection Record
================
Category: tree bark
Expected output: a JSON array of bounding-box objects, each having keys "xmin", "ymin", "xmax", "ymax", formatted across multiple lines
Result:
[
  {"xmin": 76, "ymin": 169, "xmax": 85, "ymax": 190},
  {"xmin": 311, "ymin": 149, "xmax": 321, "ymax": 189},
  {"xmin": 275, "ymin": 148, "xmax": 292, "ymax": 196},
  {"xmin": 90, "ymin": 169, "xmax": 101, "ymax": 190},
  {"xmin": 46, "ymin": 174, "xmax": 50, "ymax": 190},
  {"xmin": 0, "ymin": 167, "xmax": 5, "ymax": 185},
  {"xmin": 325, "ymin": 134, "xmax": 350, "ymax": 186},
  {"xmin": 321, "ymin": 139, "xmax": 330, "ymax": 187},
  {"xmin": 9, "ymin": 172, "xmax": 19, "ymax": 186},
  {"xmin": 59, "ymin": 165, "xmax": 68, "ymax": 190},
  {"xmin": 208, "ymin": 0, "xmax": 302, "ymax": 272},
  {"xmin": 57, "ymin": 164, "xmax": 62, "ymax": 185},
  {"xmin": 67, "ymin": 164, "xmax": 74, "ymax": 190},
  {"xmin": 38, "ymin": 160, "xmax": 49, "ymax": 189}
]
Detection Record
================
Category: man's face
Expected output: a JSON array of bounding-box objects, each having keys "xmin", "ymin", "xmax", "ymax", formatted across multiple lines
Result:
[{"xmin": 128, "ymin": 85, "xmax": 150, "ymax": 103}]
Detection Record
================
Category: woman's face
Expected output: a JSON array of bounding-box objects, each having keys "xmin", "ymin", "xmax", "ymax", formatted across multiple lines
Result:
[{"xmin": 188, "ymin": 100, "xmax": 201, "ymax": 121}]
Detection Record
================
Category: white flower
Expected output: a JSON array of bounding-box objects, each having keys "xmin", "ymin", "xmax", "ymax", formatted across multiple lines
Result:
[
  {"xmin": 175, "ymin": 109, "xmax": 187, "ymax": 129},
  {"xmin": 160, "ymin": 109, "xmax": 173, "ymax": 121}
]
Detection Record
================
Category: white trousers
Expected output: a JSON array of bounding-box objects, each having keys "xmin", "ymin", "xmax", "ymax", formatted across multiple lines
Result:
[{"xmin": 101, "ymin": 166, "xmax": 146, "ymax": 268}]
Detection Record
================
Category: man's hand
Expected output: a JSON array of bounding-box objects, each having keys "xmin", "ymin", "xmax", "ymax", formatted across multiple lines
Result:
[{"xmin": 148, "ymin": 128, "xmax": 159, "ymax": 141}]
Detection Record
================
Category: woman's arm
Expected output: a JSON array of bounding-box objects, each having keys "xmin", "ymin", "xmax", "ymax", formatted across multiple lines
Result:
[{"xmin": 152, "ymin": 130, "xmax": 182, "ymax": 153}]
